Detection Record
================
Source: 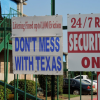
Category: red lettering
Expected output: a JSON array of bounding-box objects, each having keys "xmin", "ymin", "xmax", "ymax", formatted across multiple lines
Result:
[
  {"xmin": 92, "ymin": 57, "xmax": 100, "ymax": 68},
  {"xmin": 76, "ymin": 18, "xmax": 82, "ymax": 28},
  {"xmin": 45, "ymin": 21, "xmax": 48, "ymax": 28},
  {"xmin": 31, "ymin": 21, "xmax": 33, "ymax": 29},
  {"xmin": 34, "ymin": 24, "xmax": 37, "ymax": 31},
  {"xmin": 81, "ymin": 57, "xmax": 90, "ymax": 68},
  {"xmin": 38, "ymin": 23, "xmax": 41, "ymax": 29},
  {"xmin": 56, "ymin": 23, "xmax": 59, "ymax": 28},
  {"xmin": 58, "ymin": 24, "xmax": 61, "ymax": 28},
  {"xmin": 53, "ymin": 23, "xmax": 56, "ymax": 28},
  {"xmin": 88, "ymin": 17, "xmax": 93, "ymax": 28},
  {"xmin": 71, "ymin": 18, "xmax": 76, "ymax": 28},
  {"xmin": 95, "ymin": 17, "xmax": 100, "ymax": 27},
  {"xmin": 80, "ymin": 38, "xmax": 83, "ymax": 46},
  {"xmin": 42, "ymin": 22, "xmax": 44, "ymax": 29},
  {"xmin": 68, "ymin": 32, "xmax": 100, "ymax": 53},
  {"xmin": 49, "ymin": 21, "xmax": 52, "ymax": 29}
]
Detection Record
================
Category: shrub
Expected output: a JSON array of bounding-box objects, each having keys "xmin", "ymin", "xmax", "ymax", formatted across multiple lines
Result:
[
  {"xmin": 0, "ymin": 80, "xmax": 12, "ymax": 100},
  {"xmin": 38, "ymin": 75, "xmax": 63, "ymax": 96},
  {"xmin": 9, "ymin": 79, "xmax": 36, "ymax": 100},
  {"xmin": 37, "ymin": 82, "xmax": 40, "ymax": 88}
]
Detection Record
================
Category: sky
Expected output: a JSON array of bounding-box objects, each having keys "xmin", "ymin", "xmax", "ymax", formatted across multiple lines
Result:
[{"xmin": 23, "ymin": 0, "xmax": 100, "ymax": 53}]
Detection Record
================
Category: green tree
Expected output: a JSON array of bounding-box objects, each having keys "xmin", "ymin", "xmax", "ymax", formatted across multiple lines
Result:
[
  {"xmin": 38, "ymin": 75, "xmax": 63, "ymax": 96},
  {"xmin": 9, "ymin": 79, "xmax": 36, "ymax": 100},
  {"xmin": 0, "ymin": 80, "xmax": 12, "ymax": 100}
]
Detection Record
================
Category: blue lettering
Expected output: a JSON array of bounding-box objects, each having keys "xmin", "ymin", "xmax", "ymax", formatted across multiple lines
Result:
[
  {"xmin": 46, "ymin": 56, "xmax": 51, "ymax": 71},
  {"xmin": 15, "ymin": 38, "xmax": 19, "ymax": 51},
  {"xmin": 36, "ymin": 56, "xmax": 40, "ymax": 71},
  {"xmin": 52, "ymin": 56, "xmax": 57, "ymax": 71},
  {"xmin": 25, "ymin": 37, "xmax": 31, "ymax": 52},
  {"xmin": 57, "ymin": 56, "xmax": 62, "ymax": 71},
  {"xmin": 55, "ymin": 37, "xmax": 60, "ymax": 52},
  {"xmin": 32, "ymin": 37, "xmax": 37, "ymax": 52},
  {"xmin": 24, "ymin": 56, "xmax": 28, "ymax": 70},
  {"xmin": 50, "ymin": 37, "xmax": 54, "ymax": 52},
  {"xmin": 39, "ymin": 37, "xmax": 45, "ymax": 52},
  {"xmin": 15, "ymin": 56, "xmax": 21, "ymax": 70},
  {"xmin": 41, "ymin": 56, "xmax": 45, "ymax": 71},
  {"xmin": 46, "ymin": 37, "xmax": 49, "ymax": 52},
  {"xmin": 20, "ymin": 37, "xmax": 24, "ymax": 52},
  {"xmin": 29, "ymin": 57, "xmax": 34, "ymax": 71}
]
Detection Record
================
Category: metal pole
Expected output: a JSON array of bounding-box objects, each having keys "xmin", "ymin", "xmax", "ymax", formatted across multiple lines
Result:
[
  {"xmin": 68, "ymin": 71, "xmax": 70, "ymax": 100},
  {"xmin": 14, "ymin": 74, "xmax": 16, "ymax": 100},
  {"xmin": 6, "ymin": 42, "xmax": 9, "ymax": 83},
  {"xmin": 46, "ymin": 75, "xmax": 47, "ymax": 100},
  {"xmin": 51, "ymin": 76, "xmax": 55, "ymax": 100},
  {"xmin": 80, "ymin": 72, "xmax": 82, "ymax": 100},
  {"xmin": 57, "ymin": 76, "xmax": 59, "ymax": 100},
  {"xmin": 25, "ymin": 74, "xmax": 26, "ymax": 100},
  {"xmin": 91, "ymin": 72, "xmax": 93, "ymax": 100},
  {"xmin": 4, "ymin": 17, "xmax": 6, "ymax": 100},
  {"xmin": 16, "ymin": 8, "xmax": 19, "ymax": 100},
  {"xmin": 35, "ymin": 75, "xmax": 37, "ymax": 100},
  {"xmin": 51, "ymin": 0, "xmax": 55, "ymax": 100},
  {"xmin": 51, "ymin": 0, "xmax": 55, "ymax": 15},
  {"xmin": 17, "ymin": 74, "xmax": 18, "ymax": 100},
  {"xmin": 6, "ymin": 7, "xmax": 11, "ymax": 83}
]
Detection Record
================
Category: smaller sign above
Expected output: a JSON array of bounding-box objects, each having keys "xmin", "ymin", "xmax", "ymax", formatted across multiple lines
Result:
[{"xmin": 12, "ymin": 15, "xmax": 62, "ymax": 37}]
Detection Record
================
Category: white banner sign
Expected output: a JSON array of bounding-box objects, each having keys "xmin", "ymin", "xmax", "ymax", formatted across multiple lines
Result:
[
  {"xmin": 67, "ymin": 14, "xmax": 100, "ymax": 71},
  {"xmin": 12, "ymin": 15, "xmax": 62, "ymax": 37},
  {"xmin": 12, "ymin": 16, "xmax": 63, "ymax": 75}
]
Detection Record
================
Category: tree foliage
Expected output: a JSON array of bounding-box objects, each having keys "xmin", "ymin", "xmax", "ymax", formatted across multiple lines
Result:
[
  {"xmin": 9, "ymin": 79, "xmax": 36, "ymax": 100},
  {"xmin": 38, "ymin": 75, "xmax": 63, "ymax": 96},
  {"xmin": 0, "ymin": 80, "xmax": 12, "ymax": 100}
]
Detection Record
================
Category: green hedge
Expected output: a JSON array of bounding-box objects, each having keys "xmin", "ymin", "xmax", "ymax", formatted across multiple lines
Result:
[
  {"xmin": 38, "ymin": 75, "xmax": 63, "ymax": 96},
  {"xmin": 9, "ymin": 79, "xmax": 36, "ymax": 100},
  {"xmin": 0, "ymin": 80, "xmax": 12, "ymax": 100}
]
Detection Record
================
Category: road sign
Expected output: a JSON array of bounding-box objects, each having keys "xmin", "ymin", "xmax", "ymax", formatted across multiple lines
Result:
[
  {"xmin": 67, "ymin": 14, "xmax": 100, "ymax": 71},
  {"xmin": 12, "ymin": 15, "xmax": 63, "ymax": 75}
]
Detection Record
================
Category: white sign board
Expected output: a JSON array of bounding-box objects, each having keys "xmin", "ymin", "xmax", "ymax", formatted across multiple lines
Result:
[
  {"xmin": 67, "ymin": 14, "xmax": 100, "ymax": 71},
  {"xmin": 12, "ymin": 15, "xmax": 63, "ymax": 75},
  {"xmin": 12, "ymin": 16, "xmax": 62, "ymax": 37}
]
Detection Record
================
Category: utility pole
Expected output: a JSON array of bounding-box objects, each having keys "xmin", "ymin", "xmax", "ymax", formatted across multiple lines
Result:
[{"xmin": 51, "ymin": 0, "xmax": 55, "ymax": 100}]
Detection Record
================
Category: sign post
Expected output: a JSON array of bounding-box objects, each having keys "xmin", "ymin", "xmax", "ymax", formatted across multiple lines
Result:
[
  {"xmin": 67, "ymin": 14, "xmax": 100, "ymax": 100},
  {"xmin": 97, "ymin": 72, "xmax": 100, "ymax": 100},
  {"xmin": 51, "ymin": 0, "xmax": 55, "ymax": 100}
]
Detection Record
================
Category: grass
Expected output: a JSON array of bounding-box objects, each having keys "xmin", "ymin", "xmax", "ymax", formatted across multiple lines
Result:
[
  {"xmin": 55, "ymin": 94, "xmax": 79, "ymax": 100},
  {"xmin": 61, "ymin": 94, "xmax": 80, "ymax": 98}
]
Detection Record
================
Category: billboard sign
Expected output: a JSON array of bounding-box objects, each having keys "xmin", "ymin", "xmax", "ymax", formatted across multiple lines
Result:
[
  {"xmin": 67, "ymin": 14, "xmax": 100, "ymax": 71},
  {"xmin": 12, "ymin": 15, "xmax": 63, "ymax": 75}
]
